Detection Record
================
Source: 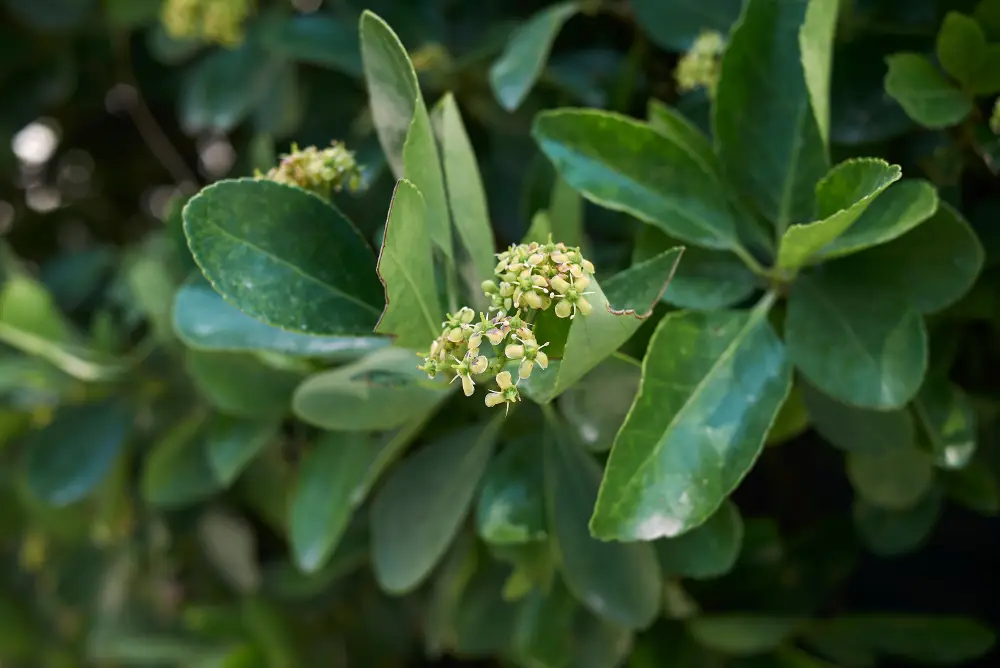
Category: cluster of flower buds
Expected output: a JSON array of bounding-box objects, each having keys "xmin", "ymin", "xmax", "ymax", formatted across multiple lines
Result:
[
  {"xmin": 161, "ymin": 0, "xmax": 254, "ymax": 48},
  {"xmin": 256, "ymin": 141, "xmax": 362, "ymax": 197},
  {"xmin": 675, "ymin": 30, "xmax": 726, "ymax": 98},
  {"xmin": 483, "ymin": 239, "xmax": 596, "ymax": 320}
]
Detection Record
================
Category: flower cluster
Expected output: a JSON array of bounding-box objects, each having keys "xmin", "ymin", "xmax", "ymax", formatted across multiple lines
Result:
[
  {"xmin": 675, "ymin": 30, "xmax": 726, "ymax": 98},
  {"xmin": 486, "ymin": 240, "xmax": 596, "ymax": 319},
  {"xmin": 161, "ymin": 0, "xmax": 254, "ymax": 48},
  {"xmin": 256, "ymin": 141, "xmax": 362, "ymax": 197},
  {"xmin": 418, "ymin": 240, "xmax": 595, "ymax": 413}
]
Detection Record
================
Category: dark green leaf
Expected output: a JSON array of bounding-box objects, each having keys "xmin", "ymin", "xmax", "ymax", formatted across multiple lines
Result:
[
  {"xmin": 854, "ymin": 492, "xmax": 941, "ymax": 557},
  {"xmin": 558, "ymin": 354, "xmax": 641, "ymax": 453},
  {"xmin": 373, "ymin": 179, "xmax": 443, "ymax": 348},
  {"xmin": 259, "ymin": 14, "xmax": 362, "ymax": 76},
  {"xmin": 634, "ymin": 226, "xmax": 757, "ymax": 310},
  {"xmin": 913, "ymin": 377, "xmax": 976, "ymax": 470},
  {"xmin": 183, "ymin": 179, "xmax": 383, "ymax": 336},
  {"xmin": 776, "ymin": 158, "xmax": 901, "ymax": 270},
  {"xmin": 656, "ymin": 500, "xmax": 743, "ymax": 579},
  {"xmin": 476, "ymin": 435, "xmax": 547, "ymax": 544},
  {"xmin": 292, "ymin": 347, "xmax": 449, "ymax": 431},
  {"xmin": 371, "ymin": 420, "xmax": 501, "ymax": 594},
  {"xmin": 489, "ymin": 2, "xmax": 579, "ymax": 111},
  {"xmin": 142, "ymin": 413, "xmax": 222, "ymax": 508},
  {"xmin": 173, "ymin": 279, "xmax": 388, "ymax": 361},
  {"xmin": 549, "ymin": 176, "xmax": 584, "ymax": 249},
  {"xmin": 185, "ymin": 350, "xmax": 302, "ymax": 418},
  {"xmin": 571, "ymin": 610, "xmax": 633, "ymax": 668},
  {"xmin": 715, "ymin": 0, "xmax": 831, "ymax": 231},
  {"xmin": 3, "ymin": 0, "xmax": 94, "ymax": 31},
  {"xmin": 632, "ymin": 0, "xmax": 742, "ymax": 51},
  {"xmin": 25, "ymin": 400, "xmax": 131, "ymax": 506},
  {"xmin": 533, "ymin": 109, "xmax": 742, "ymax": 250},
  {"xmin": 815, "ymin": 179, "xmax": 938, "ymax": 260},
  {"xmin": 936, "ymin": 12, "xmax": 986, "ymax": 88},
  {"xmin": 180, "ymin": 45, "xmax": 282, "ymax": 134},
  {"xmin": 846, "ymin": 447, "xmax": 934, "ymax": 510},
  {"xmin": 545, "ymin": 426, "xmax": 661, "ymax": 630},
  {"xmin": 800, "ymin": 381, "xmax": 915, "ymax": 453},
  {"xmin": 766, "ymin": 385, "xmax": 810, "ymax": 446},
  {"xmin": 591, "ymin": 297, "xmax": 791, "ymax": 541},
  {"xmin": 939, "ymin": 459, "xmax": 1000, "ymax": 515},
  {"xmin": 686, "ymin": 615, "xmax": 802, "ymax": 655},
  {"xmin": 512, "ymin": 580, "xmax": 577, "ymax": 668},
  {"xmin": 884, "ymin": 54, "xmax": 972, "ymax": 128},
  {"xmin": 786, "ymin": 272, "xmax": 927, "ymax": 409},
  {"xmin": 205, "ymin": 415, "xmax": 280, "ymax": 486}
]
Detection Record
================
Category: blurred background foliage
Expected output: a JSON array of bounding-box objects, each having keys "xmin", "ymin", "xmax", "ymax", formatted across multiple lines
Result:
[{"xmin": 1, "ymin": 0, "xmax": 1000, "ymax": 666}]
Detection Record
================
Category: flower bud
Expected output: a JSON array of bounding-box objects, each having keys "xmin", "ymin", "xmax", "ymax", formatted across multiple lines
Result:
[
  {"xmin": 447, "ymin": 327, "xmax": 465, "ymax": 343},
  {"xmin": 582, "ymin": 259, "xmax": 596, "ymax": 274},
  {"xmin": 575, "ymin": 274, "xmax": 591, "ymax": 290},
  {"xmin": 531, "ymin": 275, "xmax": 548, "ymax": 289},
  {"xmin": 519, "ymin": 358, "xmax": 534, "ymax": 379},
  {"xmin": 555, "ymin": 300, "xmax": 573, "ymax": 319},
  {"xmin": 482, "ymin": 279, "xmax": 498, "ymax": 294},
  {"xmin": 523, "ymin": 290, "xmax": 543, "ymax": 310},
  {"xmin": 499, "ymin": 282, "xmax": 515, "ymax": 297},
  {"xmin": 540, "ymin": 294, "xmax": 552, "ymax": 310},
  {"xmin": 461, "ymin": 374, "xmax": 475, "ymax": 397},
  {"xmin": 458, "ymin": 307, "xmax": 476, "ymax": 324},
  {"xmin": 505, "ymin": 344, "xmax": 525, "ymax": 359},
  {"xmin": 550, "ymin": 275, "xmax": 571, "ymax": 294},
  {"xmin": 528, "ymin": 253, "xmax": 545, "ymax": 266},
  {"xmin": 551, "ymin": 252, "xmax": 569, "ymax": 264}
]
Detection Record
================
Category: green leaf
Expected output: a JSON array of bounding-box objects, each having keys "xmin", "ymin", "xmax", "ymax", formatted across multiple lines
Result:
[
  {"xmin": 804, "ymin": 615, "xmax": 995, "ymax": 666},
  {"xmin": 655, "ymin": 501, "xmax": 743, "ymax": 580},
  {"xmin": 476, "ymin": 435, "xmax": 547, "ymax": 544},
  {"xmin": 913, "ymin": 377, "xmax": 977, "ymax": 470},
  {"xmin": 776, "ymin": 158, "xmax": 901, "ymax": 270},
  {"xmin": 544, "ymin": 426, "xmax": 661, "ymax": 630},
  {"xmin": 0, "ymin": 275, "xmax": 125, "ymax": 381},
  {"xmin": 571, "ymin": 611, "xmax": 633, "ymax": 668},
  {"xmin": 142, "ymin": 413, "xmax": 222, "ymax": 508},
  {"xmin": 371, "ymin": 420, "xmax": 501, "ymax": 594},
  {"xmin": 292, "ymin": 347, "xmax": 449, "ymax": 431},
  {"xmin": 799, "ymin": 381, "xmax": 915, "ymax": 453},
  {"xmin": 205, "ymin": 415, "xmax": 280, "ymax": 486},
  {"xmin": 489, "ymin": 2, "xmax": 579, "ymax": 111},
  {"xmin": 940, "ymin": 459, "xmax": 1000, "ymax": 515},
  {"xmin": 853, "ymin": 492, "xmax": 941, "ymax": 557},
  {"xmin": 180, "ymin": 44, "xmax": 282, "ymax": 134},
  {"xmin": 766, "ymin": 385, "xmax": 809, "ymax": 446},
  {"xmin": 687, "ymin": 616, "xmax": 802, "ymax": 656},
  {"xmin": 814, "ymin": 178, "xmax": 938, "ymax": 260},
  {"xmin": 24, "ymin": 400, "xmax": 131, "ymax": 506},
  {"xmin": 846, "ymin": 447, "xmax": 934, "ymax": 511},
  {"xmin": 591, "ymin": 297, "xmax": 791, "ymax": 541},
  {"xmin": 360, "ymin": 11, "xmax": 452, "ymax": 258},
  {"xmin": 631, "ymin": 0, "xmax": 743, "ymax": 51},
  {"xmin": 431, "ymin": 94, "xmax": 496, "ymax": 293},
  {"xmin": 558, "ymin": 355, "xmax": 641, "ymax": 453},
  {"xmin": 936, "ymin": 12, "xmax": 987, "ymax": 88},
  {"xmin": 185, "ymin": 350, "xmax": 302, "ymax": 418},
  {"xmin": 549, "ymin": 176, "xmax": 584, "ymax": 249},
  {"xmin": 785, "ymin": 272, "xmax": 927, "ymax": 409},
  {"xmin": 512, "ymin": 580, "xmax": 577, "ymax": 668},
  {"xmin": 259, "ymin": 14, "xmax": 362, "ymax": 76},
  {"xmin": 822, "ymin": 202, "xmax": 984, "ymax": 315},
  {"xmin": 647, "ymin": 100, "xmax": 723, "ymax": 182},
  {"xmin": 884, "ymin": 53, "xmax": 972, "ymax": 128},
  {"xmin": 715, "ymin": 0, "xmax": 830, "ymax": 232},
  {"xmin": 634, "ymin": 226, "xmax": 756, "ymax": 310},
  {"xmin": 183, "ymin": 179, "xmax": 383, "ymax": 336},
  {"xmin": 533, "ymin": 109, "xmax": 742, "ymax": 250},
  {"xmin": 373, "ymin": 179, "xmax": 443, "ymax": 347},
  {"xmin": 799, "ymin": 0, "xmax": 839, "ymax": 147},
  {"xmin": 173, "ymin": 279, "xmax": 388, "ymax": 361},
  {"xmin": 519, "ymin": 247, "xmax": 683, "ymax": 404},
  {"xmin": 290, "ymin": 427, "xmax": 423, "ymax": 574}
]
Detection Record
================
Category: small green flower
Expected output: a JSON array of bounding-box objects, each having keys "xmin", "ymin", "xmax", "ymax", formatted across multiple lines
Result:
[
  {"xmin": 675, "ymin": 30, "xmax": 726, "ymax": 98},
  {"xmin": 486, "ymin": 371, "xmax": 520, "ymax": 413},
  {"xmin": 161, "ymin": 0, "xmax": 255, "ymax": 48},
  {"xmin": 257, "ymin": 141, "xmax": 363, "ymax": 197}
]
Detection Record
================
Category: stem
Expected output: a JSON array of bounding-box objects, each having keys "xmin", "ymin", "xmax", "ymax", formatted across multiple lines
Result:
[
  {"xmin": 731, "ymin": 243, "xmax": 768, "ymax": 277},
  {"xmin": 751, "ymin": 287, "xmax": 781, "ymax": 322}
]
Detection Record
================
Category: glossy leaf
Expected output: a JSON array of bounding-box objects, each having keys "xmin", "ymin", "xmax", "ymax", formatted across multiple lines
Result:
[
  {"xmin": 476, "ymin": 435, "xmax": 547, "ymax": 544},
  {"xmin": 142, "ymin": 414, "xmax": 221, "ymax": 508},
  {"xmin": 25, "ymin": 400, "xmax": 131, "ymax": 506},
  {"xmin": 804, "ymin": 615, "xmax": 995, "ymax": 666},
  {"xmin": 511, "ymin": 580, "xmax": 577, "ymax": 668},
  {"xmin": 549, "ymin": 176, "xmax": 584, "ymax": 249},
  {"xmin": 519, "ymin": 246, "xmax": 683, "ymax": 404},
  {"xmin": 591, "ymin": 298, "xmax": 791, "ymax": 541},
  {"xmin": 183, "ymin": 179, "xmax": 383, "ymax": 336},
  {"xmin": 634, "ymin": 225, "xmax": 757, "ymax": 311},
  {"xmin": 360, "ymin": 11, "xmax": 452, "ymax": 257},
  {"xmin": 655, "ymin": 501, "xmax": 744, "ymax": 580},
  {"xmin": 776, "ymin": 158, "xmax": 901, "ymax": 270},
  {"xmin": 846, "ymin": 447, "xmax": 934, "ymax": 510},
  {"xmin": 937, "ymin": 13, "xmax": 986, "ymax": 88},
  {"xmin": 687, "ymin": 616, "xmax": 802, "ymax": 656},
  {"xmin": 785, "ymin": 272, "xmax": 927, "ymax": 409},
  {"xmin": 632, "ymin": 0, "xmax": 742, "ymax": 51},
  {"xmin": 854, "ymin": 492, "xmax": 941, "ymax": 557},
  {"xmin": 205, "ymin": 415, "xmax": 280, "ymax": 486},
  {"xmin": 766, "ymin": 385, "xmax": 809, "ymax": 446},
  {"xmin": 815, "ymin": 178, "xmax": 938, "ymax": 260},
  {"xmin": 533, "ymin": 109, "xmax": 742, "ymax": 250},
  {"xmin": 431, "ymin": 94, "xmax": 496, "ymax": 289},
  {"xmin": 571, "ymin": 611, "xmax": 633, "ymax": 668},
  {"xmin": 292, "ymin": 347, "xmax": 450, "ymax": 431},
  {"xmin": 373, "ymin": 179, "xmax": 442, "ymax": 348},
  {"xmin": 489, "ymin": 2, "xmax": 579, "ymax": 111},
  {"xmin": 185, "ymin": 350, "xmax": 302, "ymax": 418},
  {"xmin": 884, "ymin": 54, "xmax": 972, "ymax": 128},
  {"xmin": 715, "ymin": 0, "xmax": 831, "ymax": 232},
  {"xmin": 800, "ymin": 381, "xmax": 915, "ymax": 453},
  {"xmin": 800, "ymin": 0, "xmax": 838, "ymax": 147},
  {"xmin": 371, "ymin": 420, "xmax": 500, "ymax": 594},
  {"xmin": 558, "ymin": 355, "xmax": 641, "ymax": 453},
  {"xmin": 259, "ymin": 14, "xmax": 361, "ymax": 76},
  {"xmin": 180, "ymin": 44, "xmax": 282, "ymax": 134},
  {"xmin": 545, "ymin": 426, "xmax": 661, "ymax": 630},
  {"xmin": 940, "ymin": 460, "xmax": 1000, "ymax": 516},
  {"xmin": 913, "ymin": 377, "xmax": 976, "ymax": 470},
  {"xmin": 173, "ymin": 279, "xmax": 388, "ymax": 361},
  {"xmin": 824, "ymin": 202, "xmax": 983, "ymax": 315}
]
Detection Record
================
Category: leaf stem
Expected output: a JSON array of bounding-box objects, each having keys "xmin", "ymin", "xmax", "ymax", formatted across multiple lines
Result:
[{"xmin": 731, "ymin": 243, "xmax": 768, "ymax": 277}]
